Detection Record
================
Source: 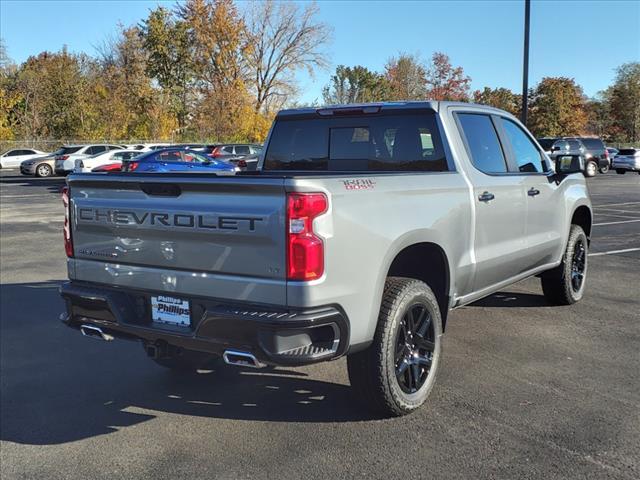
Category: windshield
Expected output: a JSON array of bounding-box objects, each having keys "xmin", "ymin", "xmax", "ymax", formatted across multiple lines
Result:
[{"xmin": 264, "ymin": 112, "xmax": 448, "ymax": 172}]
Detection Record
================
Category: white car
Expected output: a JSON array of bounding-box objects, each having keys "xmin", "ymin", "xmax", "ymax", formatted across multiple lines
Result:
[
  {"xmin": 55, "ymin": 144, "xmax": 123, "ymax": 175},
  {"xmin": 74, "ymin": 150, "xmax": 142, "ymax": 173},
  {"xmin": 1, "ymin": 148, "xmax": 48, "ymax": 169}
]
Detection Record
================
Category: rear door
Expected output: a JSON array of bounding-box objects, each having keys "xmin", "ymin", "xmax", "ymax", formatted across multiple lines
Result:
[
  {"xmin": 68, "ymin": 175, "xmax": 288, "ymax": 304},
  {"xmin": 498, "ymin": 117, "xmax": 564, "ymax": 268},
  {"xmin": 454, "ymin": 111, "xmax": 528, "ymax": 291}
]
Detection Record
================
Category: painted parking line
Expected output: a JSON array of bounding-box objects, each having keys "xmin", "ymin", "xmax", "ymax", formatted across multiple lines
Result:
[
  {"xmin": 593, "ymin": 213, "xmax": 640, "ymax": 220},
  {"xmin": 596, "ymin": 201, "xmax": 640, "ymax": 208},
  {"xmin": 593, "ymin": 219, "xmax": 640, "ymax": 226},
  {"xmin": 589, "ymin": 247, "xmax": 640, "ymax": 257}
]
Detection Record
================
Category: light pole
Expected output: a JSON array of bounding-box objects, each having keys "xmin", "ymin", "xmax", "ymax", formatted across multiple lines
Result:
[{"xmin": 521, "ymin": 0, "xmax": 531, "ymax": 126}]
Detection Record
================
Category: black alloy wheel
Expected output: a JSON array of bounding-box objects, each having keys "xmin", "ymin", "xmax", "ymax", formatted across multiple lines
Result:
[
  {"xmin": 570, "ymin": 239, "xmax": 586, "ymax": 292},
  {"xmin": 394, "ymin": 303, "xmax": 435, "ymax": 394}
]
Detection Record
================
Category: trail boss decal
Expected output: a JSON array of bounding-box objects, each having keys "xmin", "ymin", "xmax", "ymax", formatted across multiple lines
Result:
[{"xmin": 342, "ymin": 179, "xmax": 376, "ymax": 191}]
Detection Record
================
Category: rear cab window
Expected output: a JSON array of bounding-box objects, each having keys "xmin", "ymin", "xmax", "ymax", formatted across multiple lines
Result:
[{"xmin": 264, "ymin": 111, "xmax": 449, "ymax": 172}]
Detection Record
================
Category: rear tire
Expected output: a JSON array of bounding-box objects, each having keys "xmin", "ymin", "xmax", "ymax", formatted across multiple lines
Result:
[
  {"xmin": 541, "ymin": 225, "xmax": 588, "ymax": 305},
  {"xmin": 347, "ymin": 277, "xmax": 442, "ymax": 417},
  {"xmin": 616, "ymin": 169, "xmax": 626, "ymax": 174},
  {"xmin": 36, "ymin": 164, "xmax": 53, "ymax": 177},
  {"xmin": 585, "ymin": 161, "xmax": 598, "ymax": 177},
  {"xmin": 598, "ymin": 164, "xmax": 609, "ymax": 174}
]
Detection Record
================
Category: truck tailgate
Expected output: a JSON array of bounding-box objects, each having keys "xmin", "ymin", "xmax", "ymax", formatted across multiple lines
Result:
[{"xmin": 67, "ymin": 174, "xmax": 287, "ymax": 304}]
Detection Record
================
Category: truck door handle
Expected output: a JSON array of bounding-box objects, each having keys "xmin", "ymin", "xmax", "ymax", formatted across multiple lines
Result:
[
  {"xmin": 478, "ymin": 191, "xmax": 495, "ymax": 203},
  {"xmin": 528, "ymin": 188, "xmax": 540, "ymax": 197}
]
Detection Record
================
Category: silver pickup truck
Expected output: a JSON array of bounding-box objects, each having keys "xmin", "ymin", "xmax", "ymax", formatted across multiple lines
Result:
[{"xmin": 60, "ymin": 102, "xmax": 592, "ymax": 416}]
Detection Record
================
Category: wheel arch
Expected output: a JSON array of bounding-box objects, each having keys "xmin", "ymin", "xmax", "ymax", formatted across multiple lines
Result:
[
  {"xmin": 571, "ymin": 205, "xmax": 592, "ymax": 244},
  {"xmin": 383, "ymin": 241, "xmax": 452, "ymax": 331}
]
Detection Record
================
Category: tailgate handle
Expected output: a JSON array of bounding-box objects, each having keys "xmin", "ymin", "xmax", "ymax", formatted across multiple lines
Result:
[{"xmin": 140, "ymin": 183, "xmax": 181, "ymax": 197}]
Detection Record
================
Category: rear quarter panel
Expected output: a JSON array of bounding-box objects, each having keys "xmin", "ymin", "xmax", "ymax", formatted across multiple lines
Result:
[{"xmin": 286, "ymin": 173, "xmax": 473, "ymax": 345}]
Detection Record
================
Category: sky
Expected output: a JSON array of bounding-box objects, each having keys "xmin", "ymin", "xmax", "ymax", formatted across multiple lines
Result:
[{"xmin": 1, "ymin": 0, "xmax": 639, "ymax": 104}]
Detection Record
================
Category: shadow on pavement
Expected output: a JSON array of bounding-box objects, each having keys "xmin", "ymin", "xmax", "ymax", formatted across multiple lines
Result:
[
  {"xmin": 0, "ymin": 172, "xmax": 66, "ymax": 193},
  {"xmin": 0, "ymin": 281, "xmax": 376, "ymax": 446},
  {"xmin": 470, "ymin": 291, "xmax": 551, "ymax": 308}
]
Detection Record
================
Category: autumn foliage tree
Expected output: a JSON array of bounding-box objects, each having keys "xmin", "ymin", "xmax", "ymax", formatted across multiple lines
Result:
[
  {"xmin": 607, "ymin": 62, "xmax": 640, "ymax": 143},
  {"xmin": 424, "ymin": 52, "xmax": 471, "ymax": 101},
  {"xmin": 384, "ymin": 53, "xmax": 427, "ymax": 101},
  {"xmin": 322, "ymin": 65, "xmax": 389, "ymax": 104},
  {"xmin": 528, "ymin": 77, "xmax": 587, "ymax": 137},
  {"xmin": 473, "ymin": 87, "xmax": 521, "ymax": 116}
]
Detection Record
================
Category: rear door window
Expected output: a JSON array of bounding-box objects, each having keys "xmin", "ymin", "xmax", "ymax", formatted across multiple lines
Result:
[
  {"xmin": 501, "ymin": 118, "xmax": 546, "ymax": 173},
  {"xmin": 264, "ymin": 112, "xmax": 448, "ymax": 172},
  {"xmin": 456, "ymin": 113, "xmax": 508, "ymax": 173},
  {"xmin": 60, "ymin": 146, "xmax": 83, "ymax": 155}
]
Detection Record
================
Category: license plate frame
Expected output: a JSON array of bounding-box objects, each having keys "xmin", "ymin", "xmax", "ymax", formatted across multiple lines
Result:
[{"xmin": 151, "ymin": 295, "xmax": 191, "ymax": 328}]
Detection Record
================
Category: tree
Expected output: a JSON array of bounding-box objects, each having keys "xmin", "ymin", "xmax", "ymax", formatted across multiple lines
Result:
[
  {"xmin": 0, "ymin": 38, "xmax": 19, "ymax": 140},
  {"xmin": 322, "ymin": 65, "xmax": 389, "ymax": 104},
  {"xmin": 139, "ymin": 7, "xmax": 195, "ymax": 131},
  {"xmin": 384, "ymin": 53, "xmax": 427, "ymax": 100},
  {"xmin": 246, "ymin": 0, "xmax": 330, "ymax": 114},
  {"xmin": 607, "ymin": 62, "xmax": 640, "ymax": 143},
  {"xmin": 178, "ymin": 0, "xmax": 252, "ymax": 140},
  {"xmin": 473, "ymin": 87, "xmax": 520, "ymax": 116},
  {"xmin": 528, "ymin": 77, "xmax": 587, "ymax": 137},
  {"xmin": 425, "ymin": 52, "xmax": 471, "ymax": 101}
]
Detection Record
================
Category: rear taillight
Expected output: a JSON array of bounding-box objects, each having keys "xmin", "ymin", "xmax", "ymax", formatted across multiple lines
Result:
[
  {"xmin": 211, "ymin": 147, "xmax": 223, "ymax": 158},
  {"xmin": 61, "ymin": 155, "xmax": 69, "ymax": 161},
  {"xmin": 237, "ymin": 159, "xmax": 247, "ymax": 168},
  {"xmin": 604, "ymin": 150, "xmax": 609, "ymax": 160},
  {"xmin": 286, "ymin": 193, "xmax": 327, "ymax": 281},
  {"xmin": 128, "ymin": 161, "xmax": 139, "ymax": 171},
  {"xmin": 61, "ymin": 186, "xmax": 73, "ymax": 257}
]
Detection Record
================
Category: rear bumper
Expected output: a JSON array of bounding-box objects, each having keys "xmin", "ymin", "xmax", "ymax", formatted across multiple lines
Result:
[
  {"xmin": 612, "ymin": 161, "xmax": 640, "ymax": 172},
  {"xmin": 59, "ymin": 281, "xmax": 350, "ymax": 366}
]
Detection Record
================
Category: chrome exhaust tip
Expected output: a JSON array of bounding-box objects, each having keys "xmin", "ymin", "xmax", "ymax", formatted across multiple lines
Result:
[
  {"xmin": 222, "ymin": 350, "xmax": 266, "ymax": 369},
  {"xmin": 80, "ymin": 324, "xmax": 114, "ymax": 342}
]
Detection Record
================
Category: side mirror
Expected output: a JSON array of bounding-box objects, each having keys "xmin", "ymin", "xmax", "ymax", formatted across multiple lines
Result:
[{"xmin": 555, "ymin": 155, "xmax": 584, "ymax": 174}]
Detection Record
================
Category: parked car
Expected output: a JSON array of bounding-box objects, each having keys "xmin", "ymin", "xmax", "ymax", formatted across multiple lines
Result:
[
  {"xmin": 20, "ymin": 149, "xmax": 63, "ymax": 177},
  {"xmin": 612, "ymin": 148, "xmax": 640, "ymax": 174},
  {"xmin": 55, "ymin": 144, "xmax": 123, "ymax": 175},
  {"xmin": 120, "ymin": 148, "xmax": 238, "ymax": 174},
  {"xmin": 74, "ymin": 150, "xmax": 142, "ymax": 173},
  {"xmin": 1, "ymin": 148, "xmax": 48, "ymax": 169},
  {"xmin": 536, "ymin": 137, "xmax": 560, "ymax": 155},
  {"xmin": 92, "ymin": 163, "xmax": 123, "ymax": 172},
  {"xmin": 227, "ymin": 153, "xmax": 259, "ymax": 171},
  {"xmin": 60, "ymin": 101, "xmax": 592, "ymax": 417},
  {"xmin": 606, "ymin": 147, "xmax": 619, "ymax": 160},
  {"xmin": 549, "ymin": 137, "xmax": 609, "ymax": 176},
  {"xmin": 207, "ymin": 144, "xmax": 262, "ymax": 159}
]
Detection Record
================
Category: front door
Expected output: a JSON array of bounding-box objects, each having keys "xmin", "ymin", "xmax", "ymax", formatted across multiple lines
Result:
[{"xmin": 455, "ymin": 112, "xmax": 528, "ymax": 292}]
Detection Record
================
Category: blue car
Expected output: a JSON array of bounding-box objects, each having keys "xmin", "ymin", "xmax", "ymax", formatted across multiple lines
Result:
[{"xmin": 121, "ymin": 148, "xmax": 238, "ymax": 174}]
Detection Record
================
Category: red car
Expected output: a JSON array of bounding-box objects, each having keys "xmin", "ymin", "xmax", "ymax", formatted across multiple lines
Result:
[{"xmin": 91, "ymin": 163, "xmax": 122, "ymax": 172}]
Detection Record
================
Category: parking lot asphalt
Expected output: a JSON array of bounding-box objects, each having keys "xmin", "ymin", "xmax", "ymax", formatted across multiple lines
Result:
[{"xmin": 1, "ymin": 169, "xmax": 638, "ymax": 479}]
